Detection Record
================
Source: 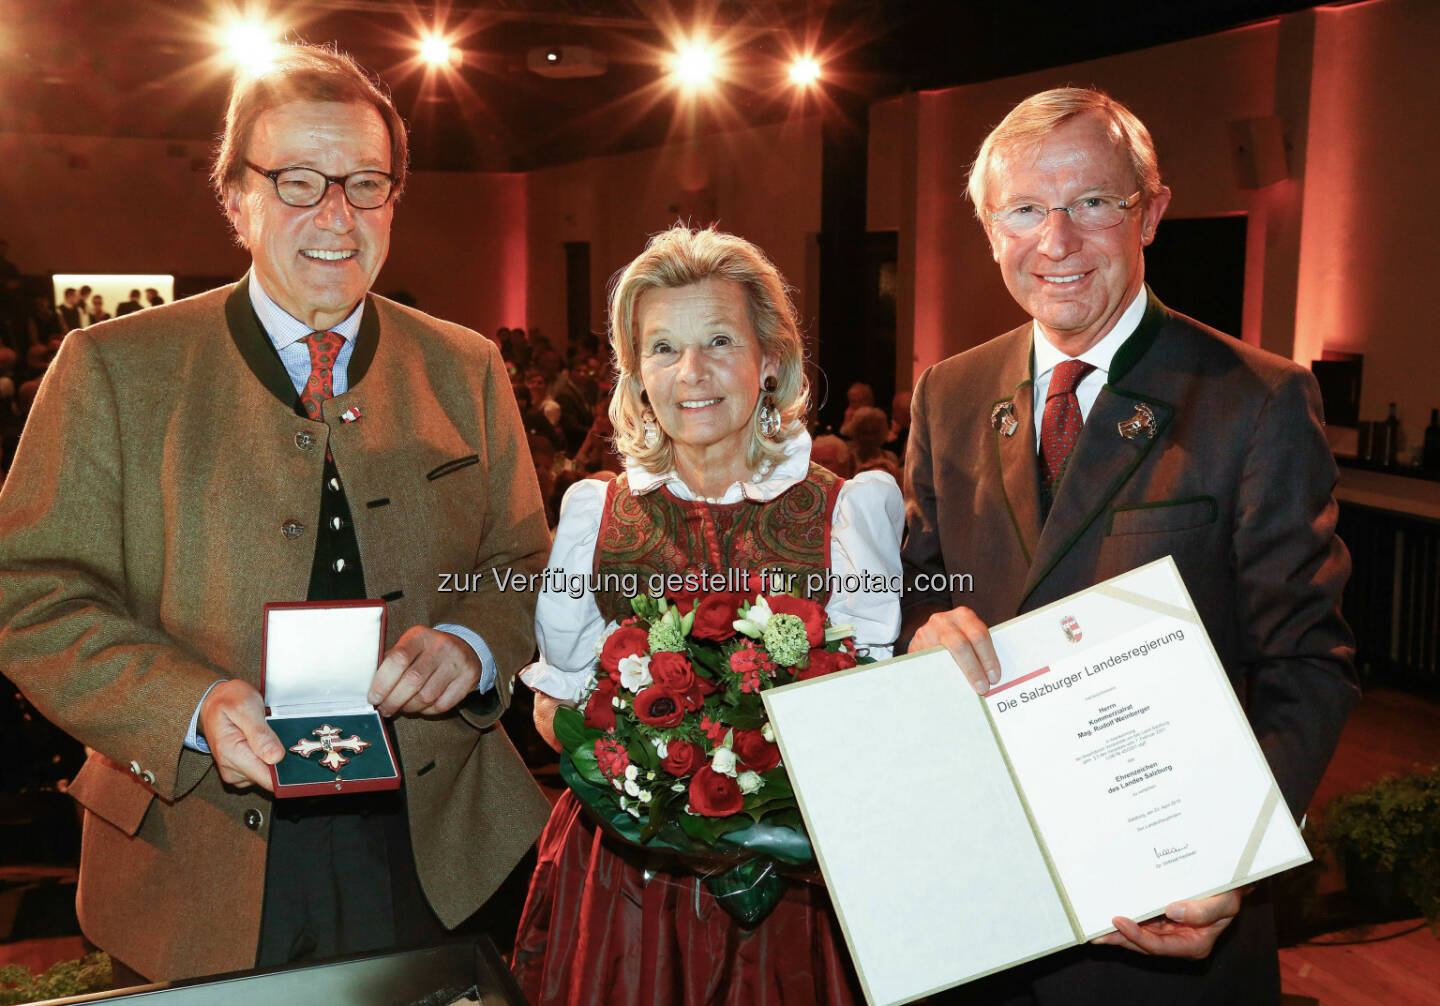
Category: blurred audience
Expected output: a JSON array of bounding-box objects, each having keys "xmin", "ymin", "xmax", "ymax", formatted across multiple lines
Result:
[
  {"xmin": 811, "ymin": 433, "xmax": 857, "ymax": 479},
  {"xmin": 115, "ymin": 289, "xmax": 144, "ymax": 317}
]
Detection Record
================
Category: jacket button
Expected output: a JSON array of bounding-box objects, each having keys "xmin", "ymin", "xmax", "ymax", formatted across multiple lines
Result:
[
  {"xmin": 333, "ymin": 558, "xmax": 347, "ymax": 573},
  {"xmin": 330, "ymin": 516, "xmax": 345, "ymax": 532},
  {"xmin": 327, "ymin": 476, "xmax": 342, "ymax": 493},
  {"xmin": 141, "ymin": 769, "xmax": 156, "ymax": 786},
  {"xmin": 244, "ymin": 808, "xmax": 264, "ymax": 831},
  {"xmin": 295, "ymin": 431, "xmax": 317, "ymax": 451},
  {"xmin": 281, "ymin": 520, "xmax": 304, "ymax": 540}
]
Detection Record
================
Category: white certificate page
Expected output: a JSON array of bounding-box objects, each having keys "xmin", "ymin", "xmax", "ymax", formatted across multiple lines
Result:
[{"xmin": 984, "ymin": 557, "xmax": 1308, "ymax": 937}]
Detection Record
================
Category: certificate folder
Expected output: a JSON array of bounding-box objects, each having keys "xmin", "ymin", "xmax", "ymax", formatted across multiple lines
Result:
[
  {"xmin": 262, "ymin": 600, "xmax": 400, "ymax": 798},
  {"xmin": 762, "ymin": 557, "xmax": 1309, "ymax": 1006}
]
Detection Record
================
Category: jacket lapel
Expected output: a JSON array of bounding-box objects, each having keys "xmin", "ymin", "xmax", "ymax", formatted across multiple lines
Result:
[
  {"xmin": 991, "ymin": 327, "xmax": 1042, "ymax": 565},
  {"xmin": 1019, "ymin": 292, "xmax": 1175, "ymax": 607}
]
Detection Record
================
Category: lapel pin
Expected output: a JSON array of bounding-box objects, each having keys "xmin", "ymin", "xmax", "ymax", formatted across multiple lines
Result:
[
  {"xmin": 1117, "ymin": 403, "xmax": 1157, "ymax": 441},
  {"xmin": 340, "ymin": 406, "xmax": 363, "ymax": 424},
  {"xmin": 990, "ymin": 401, "xmax": 1019, "ymax": 438}
]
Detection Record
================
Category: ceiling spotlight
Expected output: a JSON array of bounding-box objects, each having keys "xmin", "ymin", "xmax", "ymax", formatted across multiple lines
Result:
[
  {"xmin": 224, "ymin": 20, "xmax": 279, "ymax": 78},
  {"xmin": 673, "ymin": 43, "xmax": 715, "ymax": 88},
  {"xmin": 546, "ymin": 49, "xmax": 561, "ymax": 63},
  {"xmin": 419, "ymin": 34, "xmax": 454, "ymax": 67},
  {"xmin": 789, "ymin": 57, "xmax": 821, "ymax": 85}
]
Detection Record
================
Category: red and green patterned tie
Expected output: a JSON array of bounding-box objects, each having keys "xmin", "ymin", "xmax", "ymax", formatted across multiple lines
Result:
[
  {"xmin": 1040, "ymin": 358, "xmax": 1095, "ymax": 489},
  {"xmin": 300, "ymin": 331, "xmax": 344, "ymax": 420}
]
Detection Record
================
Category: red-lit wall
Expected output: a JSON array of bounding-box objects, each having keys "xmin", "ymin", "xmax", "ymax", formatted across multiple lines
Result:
[
  {"xmin": 523, "ymin": 117, "xmax": 823, "ymax": 351},
  {"xmin": 1296, "ymin": 0, "xmax": 1440, "ymax": 442}
]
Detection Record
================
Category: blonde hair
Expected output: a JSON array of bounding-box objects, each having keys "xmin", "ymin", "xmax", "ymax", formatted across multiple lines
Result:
[
  {"xmin": 967, "ymin": 87, "xmax": 1161, "ymax": 217},
  {"xmin": 608, "ymin": 225, "xmax": 808, "ymax": 475}
]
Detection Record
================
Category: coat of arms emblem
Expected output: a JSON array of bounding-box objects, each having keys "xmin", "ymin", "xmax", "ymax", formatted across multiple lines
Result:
[{"xmin": 1061, "ymin": 615, "xmax": 1082, "ymax": 643}]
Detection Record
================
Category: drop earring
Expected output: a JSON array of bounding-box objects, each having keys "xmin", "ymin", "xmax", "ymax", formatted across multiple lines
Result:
[{"xmin": 758, "ymin": 376, "xmax": 780, "ymax": 438}]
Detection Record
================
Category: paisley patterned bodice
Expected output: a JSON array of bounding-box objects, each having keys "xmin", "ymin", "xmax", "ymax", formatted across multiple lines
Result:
[{"xmin": 592, "ymin": 464, "xmax": 842, "ymax": 623}]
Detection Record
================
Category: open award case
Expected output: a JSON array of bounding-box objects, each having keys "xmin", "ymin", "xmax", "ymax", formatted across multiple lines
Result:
[{"xmin": 262, "ymin": 600, "xmax": 400, "ymax": 797}]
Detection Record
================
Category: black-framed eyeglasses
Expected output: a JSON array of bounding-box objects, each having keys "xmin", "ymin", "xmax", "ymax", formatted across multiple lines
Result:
[
  {"xmin": 245, "ymin": 160, "xmax": 396, "ymax": 210},
  {"xmin": 989, "ymin": 191, "xmax": 1142, "ymax": 237}
]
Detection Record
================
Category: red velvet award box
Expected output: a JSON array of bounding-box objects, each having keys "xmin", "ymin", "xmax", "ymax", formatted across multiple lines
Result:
[{"xmin": 262, "ymin": 600, "xmax": 400, "ymax": 797}]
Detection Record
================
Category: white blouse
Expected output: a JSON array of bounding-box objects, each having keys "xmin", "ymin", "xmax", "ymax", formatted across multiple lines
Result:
[{"xmin": 521, "ymin": 431, "xmax": 904, "ymax": 703}]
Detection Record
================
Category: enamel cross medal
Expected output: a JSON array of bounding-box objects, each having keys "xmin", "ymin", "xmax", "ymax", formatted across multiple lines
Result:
[{"xmin": 288, "ymin": 723, "xmax": 372, "ymax": 772}]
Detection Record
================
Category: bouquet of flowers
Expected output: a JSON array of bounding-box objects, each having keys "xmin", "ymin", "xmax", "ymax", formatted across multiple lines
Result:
[{"xmin": 551, "ymin": 583, "xmax": 863, "ymax": 925}]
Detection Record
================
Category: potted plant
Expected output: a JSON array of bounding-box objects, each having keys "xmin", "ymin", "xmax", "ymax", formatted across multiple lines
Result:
[{"xmin": 1318, "ymin": 766, "xmax": 1440, "ymax": 932}]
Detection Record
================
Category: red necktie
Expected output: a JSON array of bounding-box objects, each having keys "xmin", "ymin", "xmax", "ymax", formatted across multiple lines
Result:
[
  {"xmin": 1040, "ymin": 359, "xmax": 1095, "ymax": 489},
  {"xmin": 300, "ymin": 331, "xmax": 344, "ymax": 421}
]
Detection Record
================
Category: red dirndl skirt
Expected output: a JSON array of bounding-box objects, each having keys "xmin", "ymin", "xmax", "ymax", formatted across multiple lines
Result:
[{"xmin": 512, "ymin": 791, "xmax": 862, "ymax": 1005}]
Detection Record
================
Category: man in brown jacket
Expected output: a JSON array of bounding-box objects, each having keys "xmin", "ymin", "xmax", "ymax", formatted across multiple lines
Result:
[
  {"xmin": 0, "ymin": 45, "xmax": 551, "ymax": 981},
  {"xmin": 901, "ymin": 88, "xmax": 1356, "ymax": 1004}
]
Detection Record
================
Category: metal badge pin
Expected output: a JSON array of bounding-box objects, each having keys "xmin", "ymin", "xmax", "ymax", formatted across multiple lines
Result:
[
  {"xmin": 990, "ymin": 401, "xmax": 1019, "ymax": 437},
  {"xmin": 1117, "ymin": 402, "xmax": 1158, "ymax": 441}
]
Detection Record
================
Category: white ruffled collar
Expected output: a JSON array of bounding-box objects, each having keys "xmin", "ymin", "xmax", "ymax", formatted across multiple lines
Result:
[{"xmin": 624, "ymin": 429, "xmax": 813, "ymax": 504}]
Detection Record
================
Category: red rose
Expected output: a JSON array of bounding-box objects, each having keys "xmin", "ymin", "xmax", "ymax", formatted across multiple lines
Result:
[
  {"xmin": 600, "ymin": 626, "xmax": 650, "ymax": 677},
  {"xmin": 691, "ymin": 594, "xmax": 743, "ymax": 642},
  {"xmin": 688, "ymin": 766, "xmax": 744, "ymax": 817},
  {"xmin": 584, "ymin": 677, "xmax": 618, "ymax": 730},
  {"xmin": 661, "ymin": 739, "xmax": 706, "ymax": 777},
  {"xmin": 633, "ymin": 686, "xmax": 686, "ymax": 728},
  {"xmin": 766, "ymin": 595, "xmax": 826, "ymax": 647},
  {"xmin": 595, "ymin": 737, "xmax": 629, "ymax": 780},
  {"xmin": 650, "ymin": 652, "xmax": 704, "ymax": 710},
  {"xmin": 835, "ymin": 648, "xmax": 857, "ymax": 670},
  {"xmin": 797, "ymin": 648, "xmax": 841, "ymax": 681},
  {"xmin": 650, "ymin": 651, "xmax": 695, "ymax": 691},
  {"xmin": 733, "ymin": 728, "xmax": 780, "ymax": 772}
]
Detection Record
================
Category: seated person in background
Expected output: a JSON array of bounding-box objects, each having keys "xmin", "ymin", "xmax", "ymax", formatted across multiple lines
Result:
[
  {"xmin": 842, "ymin": 404, "xmax": 901, "ymax": 480},
  {"xmin": 572, "ymin": 392, "xmax": 622, "ymax": 475},
  {"xmin": 512, "ymin": 224, "xmax": 903, "ymax": 1005},
  {"xmin": 811, "ymin": 431, "xmax": 856, "ymax": 478},
  {"xmin": 841, "ymin": 379, "xmax": 874, "ymax": 428}
]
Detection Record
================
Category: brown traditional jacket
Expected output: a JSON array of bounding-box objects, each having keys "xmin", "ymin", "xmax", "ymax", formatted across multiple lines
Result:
[{"xmin": 0, "ymin": 279, "xmax": 553, "ymax": 980}]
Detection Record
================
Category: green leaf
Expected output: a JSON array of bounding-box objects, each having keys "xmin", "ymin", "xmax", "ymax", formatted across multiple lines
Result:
[
  {"xmin": 758, "ymin": 769, "xmax": 793, "ymax": 799},
  {"xmin": 722, "ymin": 705, "xmax": 766, "ymax": 730},
  {"xmin": 641, "ymin": 799, "xmax": 669, "ymax": 843},
  {"xmin": 569, "ymin": 745, "xmax": 606, "ymax": 787},
  {"xmin": 552, "ymin": 704, "xmax": 595, "ymax": 752}
]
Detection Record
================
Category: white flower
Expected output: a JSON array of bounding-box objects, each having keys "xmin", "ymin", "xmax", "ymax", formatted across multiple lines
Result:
[
  {"xmin": 710, "ymin": 747, "xmax": 738, "ymax": 777},
  {"xmin": 625, "ymin": 778, "xmax": 640, "ymax": 797},
  {"xmin": 619, "ymin": 795, "xmax": 628, "ymax": 810},
  {"xmin": 761, "ymin": 723, "xmax": 775, "ymax": 743},
  {"xmin": 737, "ymin": 771, "xmax": 763, "ymax": 795},
  {"xmin": 732, "ymin": 595, "xmax": 776, "ymax": 638},
  {"xmin": 646, "ymin": 770, "xmax": 656, "ymax": 781},
  {"xmin": 626, "ymin": 803, "xmax": 642, "ymax": 818},
  {"xmin": 672, "ymin": 782, "xmax": 688, "ymax": 792},
  {"xmin": 624, "ymin": 764, "xmax": 639, "ymax": 781},
  {"xmin": 638, "ymin": 789, "xmax": 652, "ymax": 803},
  {"xmin": 612, "ymin": 778, "xmax": 623, "ymax": 791},
  {"xmin": 618, "ymin": 653, "xmax": 653, "ymax": 691},
  {"xmin": 651, "ymin": 737, "xmax": 669, "ymax": 759}
]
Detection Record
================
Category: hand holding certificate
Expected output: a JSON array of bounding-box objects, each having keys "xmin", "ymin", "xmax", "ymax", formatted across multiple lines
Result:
[{"xmin": 762, "ymin": 557, "xmax": 1309, "ymax": 1006}]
